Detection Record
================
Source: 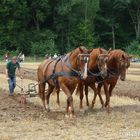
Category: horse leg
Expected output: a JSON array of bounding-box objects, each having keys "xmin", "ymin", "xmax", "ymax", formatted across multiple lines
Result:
[
  {"xmin": 85, "ymin": 85, "xmax": 89, "ymax": 107},
  {"xmin": 56, "ymin": 88, "xmax": 61, "ymax": 108},
  {"xmin": 109, "ymin": 83, "xmax": 116, "ymax": 97},
  {"xmin": 46, "ymin": 85, "xmax": 54, "ymax": 112},
  {"xmin": 97, "ymin": 83, "xmax": 104, "ymax": 108},
  {"xmin": 90, "ymin": 84, "xmax": 98, "ymax": 109},
  {"xmin": 60, "ymin": 83, "xmax": 75, "ymax": 118},
  {"xmin": 103, "ymin": 83, "xmax": 110, "ymax": 113},
  {"xmin": 38, "ymin": 83, "xmax": 46, "ymax": 109},
  {"xmin": 79, "ymin": 83, "xmax": 84, "ymax": 109}
]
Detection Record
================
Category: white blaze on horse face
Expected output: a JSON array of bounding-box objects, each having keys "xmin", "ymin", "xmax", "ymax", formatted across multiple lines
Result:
[{"xmin": 83, "ymin": 57, "xmax": 89, "ymax": 79}]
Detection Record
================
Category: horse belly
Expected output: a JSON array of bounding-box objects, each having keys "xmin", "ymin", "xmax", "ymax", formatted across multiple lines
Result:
[{"xmin": 58, "ymin": 77, "xmax": 78, "ymax": 87}]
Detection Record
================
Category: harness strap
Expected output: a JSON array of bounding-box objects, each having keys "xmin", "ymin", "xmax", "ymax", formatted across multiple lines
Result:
[
  {"xmin": 44, "ymin": 54, "xmax": 80, "ymax": 86},
  {"xmin": 107, "ymin": 67, "xmax": 119, "ymax": 77},
  {"xmin": 44, "ymin": 71, "xmax": 79, "ymax": 84}
]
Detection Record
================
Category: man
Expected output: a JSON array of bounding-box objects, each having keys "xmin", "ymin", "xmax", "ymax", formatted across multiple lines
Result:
[{"xmin": 6, "ymin": 56, "xmax": 22, "ymax": 96}]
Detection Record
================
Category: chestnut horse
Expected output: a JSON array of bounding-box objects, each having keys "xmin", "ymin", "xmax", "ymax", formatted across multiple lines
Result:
[
  {"xmin": 91, "ymin": 49, "xmax": 132, "ymax": 112},
  {"xmin": 76, "ymin": 48, "xmax": 110, "ymax": 109},
  {"xmin": 38, "ymin": 46, "xmax": 90, "ymax": 117},
  {"xmin": 55, "ymin": 48, "xmax": 109, "ymax": 109}
]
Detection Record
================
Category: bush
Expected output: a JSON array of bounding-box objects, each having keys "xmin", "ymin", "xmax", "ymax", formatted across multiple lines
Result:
[
  {"xmin": 125, "ymin": 40, "xmax": 140, "ymax": 56},
  {"xmin": 31, "ymin": 41, "xmax": 58, "ymax": 57}
]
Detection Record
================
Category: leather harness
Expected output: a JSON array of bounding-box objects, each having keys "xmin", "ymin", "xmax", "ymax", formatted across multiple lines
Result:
[{"xmin": 43, "ymin": 53, "xmax": 88, "ymax": 86}]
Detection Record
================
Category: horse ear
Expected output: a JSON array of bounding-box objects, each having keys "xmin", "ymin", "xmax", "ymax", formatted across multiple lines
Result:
[
  {"xmin": 120, "ymin": 54, "xmax": 125, "ymax": 61},
  {"xmin": 99, "ymin": 48, "xmax": 103, "ymax": 54},
  {"xmin": 88, "ymin": 49, "xmax": 93, "ymax": 53},
  {"xmin": 79, "ymin": 47, "xmax": 84, "ymax": 53},
  {"xmin": 79, "ymin": 43, "xmax": 83, "ymax": 46},
  {"xmin": 108, "ymin": 48, "xmax": 112, "ymax": 54},
  {"xmin": 128, "ymin": 55, "xmax": 133, "ymax": 59}
]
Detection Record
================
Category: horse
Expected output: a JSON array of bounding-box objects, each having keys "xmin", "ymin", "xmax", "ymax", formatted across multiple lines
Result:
[
  {"xmin": 17, "ymin": 52, "xmax": 25, "ymax": 63},
  {"xmin": 76, "ymin": 48, "xmax": 110, "ymax": 109},
  {"xmin": 91, "ymin": 49, "xmax": 132, "ymax": 112},
  {"xmin": 37, "ymin": 45, "xmax": 90, "ymax": 118}
]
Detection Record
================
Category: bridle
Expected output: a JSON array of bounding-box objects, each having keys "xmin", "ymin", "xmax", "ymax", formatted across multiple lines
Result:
[
  {"xmin": 88, "ymin": 54, "xmax": 108, "ymax": 78},
  {"xmin": 107, "ymin": 56, "xmax": 129, "ymax": 77},
  {"xmin": 61, "ymin": 53, "xmax": 90, "ymax": 77},
  {"xmin": 77, "ymin": 54, "xmax": 90, "ymax": 78}
]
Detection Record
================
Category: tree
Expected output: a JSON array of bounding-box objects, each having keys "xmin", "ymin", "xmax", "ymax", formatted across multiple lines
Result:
[{"xmin": 115, "ymin": 0, "xmax": 140, "ymax": 39}]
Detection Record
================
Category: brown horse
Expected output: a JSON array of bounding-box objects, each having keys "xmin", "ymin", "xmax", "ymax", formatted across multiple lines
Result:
[
  {"xmin": 38, "ymin": 46, "xmax": 90, "ymax": 117},
  {"xmin": 76, "ymin": 48, "xmax": 110, "ymax": 109},
  {"xmin": 91, "ymin": 49, "xmax": 132, "ymax": 112},
  {"xmin": 55, "ymin": 48, "xmax": 110, "ymax": 109}
]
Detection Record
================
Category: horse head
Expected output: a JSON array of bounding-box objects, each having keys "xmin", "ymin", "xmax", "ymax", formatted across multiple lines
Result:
[
  {"xmin": 71, "ymin": 45, "xmax": 90, "ymax": 79},
  {"xmin": 118, "ymin": 52, "xmax": 132, "ymax": 81},
  {"xmin": 96, "ymin": 48, "xmax": 110, "ymax": 78}
]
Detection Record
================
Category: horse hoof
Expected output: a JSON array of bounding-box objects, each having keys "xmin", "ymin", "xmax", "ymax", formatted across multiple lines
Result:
[
  {"xmin": 107, "ymin": 108, "xmax": 111, "ymax": 114},
  {"xmin": 90, "ymin": 105, "xmax": 94, "ymax": 110},
  {"xmin": 65, "ymin": 114, "xmax": 69, "ymax": 118},
  {"xmin": 68, "ymin": 106, "xmax": 72, "ymax": 112},
  {"xmin": 105, "ymin": 102, "xmax": 108, "ymax": 107},
  {"xmin": 101, "ymin": 104, "xmax": 105, "ymax": 109},
  {"xmin": 79, "ymin": 106, "xmax": 83, "ymax": 109},
  {"xmin": 47, "ymin": 108, "xmax": 51, "ymax": 112},
  {"xmin": 69, "ymin": 114, "xmax": 76, "ymax": 119}
]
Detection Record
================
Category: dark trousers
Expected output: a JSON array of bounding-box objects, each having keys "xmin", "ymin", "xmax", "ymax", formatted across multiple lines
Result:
[{"xmin": 8, "ymin": 76, "xmax": 16, "ymax": 94}]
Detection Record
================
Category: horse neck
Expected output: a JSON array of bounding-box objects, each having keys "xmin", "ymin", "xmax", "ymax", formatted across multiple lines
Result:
[
  {"xmin": 108, "ymin": 55, "xmax": 119, "ymax": 70},
  {"xmin": 69, "ymin": 51, "xmax": 79, "ymax": 70},
  {"xmin": 88, "ymin": 53, "xmax": 98, "ymax": 70}
]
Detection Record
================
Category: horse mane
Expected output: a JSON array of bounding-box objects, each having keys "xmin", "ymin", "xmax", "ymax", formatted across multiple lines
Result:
[{"xmin": 109, "ymin": 49, "xmax": 126, "ymax": 60}]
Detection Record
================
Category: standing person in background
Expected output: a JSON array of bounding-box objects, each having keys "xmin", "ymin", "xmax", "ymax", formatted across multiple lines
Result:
[
  {"xmin": 6, "ymin": 56, "xmax": 23, "ymax": 96},
  {"xmin": 4, "ymin": 52, "xmax": 9, "ymax": 62}
]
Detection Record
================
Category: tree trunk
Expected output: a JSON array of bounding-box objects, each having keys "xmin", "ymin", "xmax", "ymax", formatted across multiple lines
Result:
[
  {"xmin": 61, "ymin": 30, "xmax": 64, "ymax": 54},
  {"xmin": 33, "ymin": 15, "xmax": 40, "ymax": 31},
  {"xmin": 112, "ymin": 26, "xmax": 115, "ymax": 50},
  {"xmin": 84, "ymin": 0, "xmax": 88, "ymax": 42}
]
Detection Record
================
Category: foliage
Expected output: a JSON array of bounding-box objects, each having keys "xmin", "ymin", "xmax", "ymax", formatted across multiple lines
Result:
[
  {"xmin": 126, "ymin": 40, "xmax": 140, "ymax": 56},
  {"xmin": 0, "ymin": 0, "xmax": 140, "ymax": 56}
]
